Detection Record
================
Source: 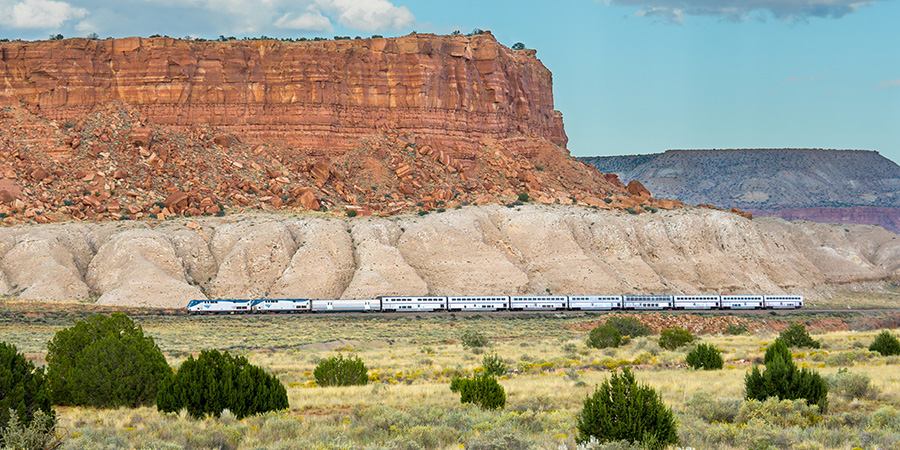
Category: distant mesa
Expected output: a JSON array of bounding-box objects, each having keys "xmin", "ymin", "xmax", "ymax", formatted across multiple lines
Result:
[{"xmin": 582, "ymin": 149, "xmax": 900, "ymax": 233}]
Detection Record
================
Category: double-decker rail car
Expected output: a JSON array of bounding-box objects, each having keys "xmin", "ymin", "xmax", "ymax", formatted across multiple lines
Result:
[
  {"xmin": 379, "ymin": 296, "xmax": 447, "ymax": 312},
  {"xmin": 567, "ymin": 295, "xmax": 623, "ymax": 310},
  {"xmin": 721, "ymin": 295, "xmax": 764, "ymax": 309},
  {"xmin": 623, "ymin": 295, "xmax": 673, "ymax": 310},
  {"xmin": 252, "ymin": 299, "xmax": 310, "ymax": 313},
  {"xmin": 509, "ymin": 295, "xmax": 567, "ymax": 311},
  {"xmin": 188, "ymin": 293, "xmax": 803, "ymax": 315},
  {"xmin": 188, "ymin": 299, "xmax": 253, "ymax": 314},
  {"xmin": 673, "ymin": 295, "xmax": 721, "ymax": 310},
  {"xmin": 447, "ymin": 296, "xmax": 509, "ymax": 311},
  {"xmin": 764, "ymin": 295, "xmax": 803, "ymax": 309},
  {"xmin": 311, "ymin": 299, "xmax": 379, "ymax": 312}
]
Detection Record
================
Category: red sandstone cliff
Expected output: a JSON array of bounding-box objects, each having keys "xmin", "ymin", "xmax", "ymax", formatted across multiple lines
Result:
[
  {"xmin": 0, "ymin": 34, "xmax": 677, "ymax": 224},
  {"xmin": 0, "ymin": 33, "xmax": 566, "ymax": 154}
]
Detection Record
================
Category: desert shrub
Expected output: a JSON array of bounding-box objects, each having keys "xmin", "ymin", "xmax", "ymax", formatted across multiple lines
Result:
[
  {"xmin": 736, "ymin": 397, "xmax": 822, "ymax": 428},
  {"xmin": 685, "ymin": 392, "xmax": 741, "ymax": 423},
  {"xmin": 824, "ymin": 349, "xmax": 874, "ymax": 367},
  {"xmin": 517, "ymin": 192, "xmax": 529, "ymax": 202},
  {"xmin": 0, "ymin": 409, "xmax": 61, "ymax": 450},
  {"xmin": 764, "ymin": 339, "xmax": 791, "ymax": 365},
  {"xmin": 867, "ymin": 405, "xmax": 900, "ymax": 432},
  {"xmin": 346, "ymin": 209, "xmax": 357, "ymax": 218},
  {"xmin": 779, "ymin": 323, "xmax": 821, "ymax": 349},
  {"xmin": 576, "ymin": 368, "xmax": 678, "ymax": 449},
  {"xmin": 46, "ymin": 313, "xmax": 172, "ymax": 408},
  {"xmin": 825, "ymin": 368, "xmax": 878, "ymax": 400},
  {"xmin": 460, "ymin": 330, "xmax": 489, "ymax": 349},
  {"xmin": 464, "ymin": 424, "xmax": 528, "ymax": 450},
  {"xmin": 0, "ymin": 342, "xmax": 54, "ymax": 437},
  {"xmin": 605, "ymin": 316, "xmax": 651, "ymax": 338},
  {"xmin": 685, "ymin": 343, "xmax": 723, "ymax": 370},
  {"xmin": 313, "ymin": 354, "xmax": 368, "ymax": 387},
  {"xmin": 481, "ymin": 353, "xmax": 507, "ymax": 377},
  {"xmin": 745, "ymin": 342, "xmax": 829, "ymax": 413},
  {"xmin": 869, "ymin": 330, "xmax": 900, "ymax": 356},
  {"xmin": 586, "ymin": 324, "xmax": 621, "ymax": 349},
  {"xmin": 156, "ymin": 349, "xmax": 288, "ymax": 419},
  {"xmin": 658, "ymin": 327, "xmax": 694, "ymax": 350},
  {"xmin": 725, "ymin": 324, "xmax": 748, "ymax": 335},
  {"xmin": 450, "ymin": 375, "xmax": 505, "ymax": 410}
]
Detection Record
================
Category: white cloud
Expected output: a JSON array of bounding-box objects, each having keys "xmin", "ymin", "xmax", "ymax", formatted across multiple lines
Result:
[
  {"xmin": 0, "ymin": 0, "xmax": 87, "ymax": 29},
  {"xmin": 602, "ymin": 0, "xmax": 885, "ymax": 22},
  {"xmin": 319, "ymin": 0, "xmax": 414, "ymax": 32},
  {"xmin": 125, "ymin": 0, "xmax": 414, "ymax": 34},
  {"xmin": 878, "ymin": 79, "xmax": 900, "ymax": 89},
  {"xmin": 275, "ymin": 9, "xmax": 332, "ymax": 32}
]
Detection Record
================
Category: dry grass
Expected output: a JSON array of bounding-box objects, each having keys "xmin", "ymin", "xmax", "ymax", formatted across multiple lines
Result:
[{"xmin": 4, "ymin": 311, "xmax": 900, "ymax": 449}]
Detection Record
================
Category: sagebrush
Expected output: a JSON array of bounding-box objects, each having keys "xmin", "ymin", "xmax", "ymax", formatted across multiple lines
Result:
[
  {"xmin": 460, "ymin": 330, "xmax": 489, "ymax": 349},
  {"xmin": 313, "ymin": 354, "xmax": 369, "ymax": 387}
]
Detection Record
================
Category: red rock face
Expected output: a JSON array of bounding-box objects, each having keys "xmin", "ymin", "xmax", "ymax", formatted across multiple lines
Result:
[{"xmin": 0, "ymin": 33, "xmax": 566, "ymax": 154}]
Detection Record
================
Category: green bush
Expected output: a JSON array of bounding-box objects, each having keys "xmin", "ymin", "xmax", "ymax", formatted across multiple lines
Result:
[
  {"xmin": 825, "ymin": 368, "xmax": 878, "ymax": 400},
  {"xmin": 0, "ymin": 342, "xmax": 54, "ymax": 442},
  {"xmin": 586, "ymin": 324, "xmax": 621, "ymax": 349},
  {"xmin": 685, "ymin": 343, "xmax": 724, "ymax": 370},
  {"xmin": 157, "ymin": 349, "xmax": 288, "ymax": 419},
  {"xmin": 576, "ymin": 368, "xmax": 678, "ymax": 449},
  {"xmin": 450, "ymin": 375, "xmax": 505, "ymax": 409},
  {"xmin": 460, "ymin": 330, "xmax": 489, "ymax": 349},
  {"xmin": 0, "ymin": 409, "xmax": 61, "ymax": 450},
  {"xmin": 517, "ymin": 192, "xmax": 529, "ymax": 202},
  {"xmin": 745, "ymin": 342, "xmax": 829, "ymax": 413},
  {"xmin": 481, "ymin": 353, "xmax": 507, "ymax": 377},
  {"xmin": 346, "ymin": 209, "xmax": 357, "ymax": 218},
  {"xmin": 779, "ymin": 323, "xmax": 820, "ymax": 349},
  {"xmin": 46, "ymin": 313, "xmax": 171, "ymax": 408},
  {"xmin": 725, "ymin": 324, "xmax": 748, "ymax": 335},
  {"xmin": 605, "ymin": 316, "xmax": 651, "ymax": 338},
  {"xmin": 313, "ymin": 354, "xmax": 368, "ymax": 387},
  {"xmin": 658, "ymin": 327, "xmax": 694, "ymax": 350},
  {"xmin": 869, "ymin": 330, "xmax": 900, "ymax": 356},
  {"xmin": 764, "ymin": 339, "xmax": 791, "ymax": 365}
]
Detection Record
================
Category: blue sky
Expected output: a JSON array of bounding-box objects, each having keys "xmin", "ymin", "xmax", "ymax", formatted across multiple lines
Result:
[{"xmin": 1, "ymin": 0, "xmax": 898, "ymax": 160}]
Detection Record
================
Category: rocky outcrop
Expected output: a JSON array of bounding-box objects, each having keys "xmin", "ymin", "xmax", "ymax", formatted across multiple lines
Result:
[
  {"xmin": 0, "ymin": 33, "xmax": 566, "ymax": 153},
  {"xmin": 582, "ymin": 149, "xmax": 900, "ymax": 233},
  {"xmin": 0, "ymin": 205, "xmax": 897, "ymax": 308}
]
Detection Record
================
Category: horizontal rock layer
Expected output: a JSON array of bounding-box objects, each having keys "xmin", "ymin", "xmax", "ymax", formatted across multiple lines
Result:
[
  {"xmin": 0, "ymin": 33, "xmax": 566, "ymax": 154},
  {"xmin": 0, "ymin": 205, "xmax": 896, "ymax": 308}
]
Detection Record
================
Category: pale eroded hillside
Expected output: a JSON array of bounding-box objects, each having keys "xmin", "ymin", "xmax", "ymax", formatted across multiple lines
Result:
[{"xmin": 1, "ymin": 205, "xmax": 898, "ymax": 308}]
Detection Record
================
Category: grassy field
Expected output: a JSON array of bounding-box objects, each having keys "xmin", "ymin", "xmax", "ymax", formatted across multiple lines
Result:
[{"xmin": 4, "ymin": 305, "xmax": 900, "ymax": 449}]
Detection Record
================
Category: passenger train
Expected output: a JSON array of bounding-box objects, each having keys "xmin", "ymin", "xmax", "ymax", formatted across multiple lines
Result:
[{"xmin": 186, "ymin": 294, "xmax": 802, "ymax": 314}]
